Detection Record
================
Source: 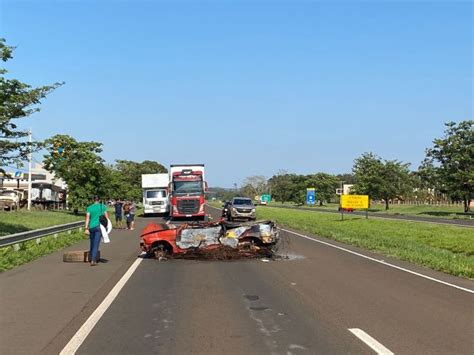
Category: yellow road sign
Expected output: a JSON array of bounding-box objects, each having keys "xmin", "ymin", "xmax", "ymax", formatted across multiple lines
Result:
[{"xmin": 341, "ymin": 195, "xmax": 369, "ymax": 209}]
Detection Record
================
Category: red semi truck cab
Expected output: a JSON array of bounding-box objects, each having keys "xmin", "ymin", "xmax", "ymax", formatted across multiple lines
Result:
[{"xmin": 169, "ymin": 164, "xmax": 207, "ymax": 219}]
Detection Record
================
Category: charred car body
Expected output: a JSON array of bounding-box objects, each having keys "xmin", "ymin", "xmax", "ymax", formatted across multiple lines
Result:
[{"xmin": 140, "ymin": 220, "xmax": 279, "ymax": 259}]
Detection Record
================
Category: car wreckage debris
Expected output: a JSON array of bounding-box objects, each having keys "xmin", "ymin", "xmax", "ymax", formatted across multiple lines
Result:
[{"xmin": 140, "ymin": 219, "xmax": 281, "ymax": 261}]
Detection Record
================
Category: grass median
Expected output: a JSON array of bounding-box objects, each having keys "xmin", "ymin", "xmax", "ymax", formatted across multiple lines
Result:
[
  {"xmin": 266, "ymin": 202, "xmax": 472, "ymax": 220},
  {"xmin": 0, "ymin": 210, "xmax": 83, "ymax": 236},
  {"xmin": 253, "ymin": 206, "xmax": 473, "ymax": 278},
  {"xmin": 0, "ymin": 229, "xmax": 88, "ymax": 272}
]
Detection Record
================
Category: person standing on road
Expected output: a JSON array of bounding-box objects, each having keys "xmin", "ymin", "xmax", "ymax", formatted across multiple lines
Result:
[
  {"xmin": 114, "ymin": 199, "xmax": 124, "ymax": 229},
  {"xmin": 85, "ymin": 196, "xmax": 109, "ymax": 266},
  {"xmin": 123, "ymin": 201, "xmax": 131, "ymax": 230},
  {"xmin": 129, "ymin": 201, "xmax": 136, "ymax": 231}
]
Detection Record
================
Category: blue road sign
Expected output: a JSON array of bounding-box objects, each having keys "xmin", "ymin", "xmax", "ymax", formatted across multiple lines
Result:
[
  {"xmin": 14, "ymin": 171, "xmax": 22, "ymax": 178},
  {"xmin": 306, "ymin": 188, "xmax": 316, "ymax": 205}
]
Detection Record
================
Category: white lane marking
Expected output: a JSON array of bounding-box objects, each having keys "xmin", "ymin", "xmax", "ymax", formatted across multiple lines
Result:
[
  {"xmin": 349, "ymin": 328, "xmax": 394, "ymax": 355},
  {"xmin": 206, "ymin": 204, "xmax": 474, "ymax": 293},
  {"xmin": 281, "ymin": 228, "xmax": 474, "ymax": 294},
  {"xmin": 60, "ymin": 257, "xmax": 144, "ymax": 354}
]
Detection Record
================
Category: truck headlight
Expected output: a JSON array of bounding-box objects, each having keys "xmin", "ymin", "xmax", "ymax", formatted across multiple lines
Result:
[{"xmin": 252, "ymin": 209, "xmax": 256, "ymax": 213}]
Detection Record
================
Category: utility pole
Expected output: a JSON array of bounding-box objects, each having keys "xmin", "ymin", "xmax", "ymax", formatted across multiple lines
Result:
[{"xmin": 27, "ymin": 129, "xmax": 32, "ymax": 211}]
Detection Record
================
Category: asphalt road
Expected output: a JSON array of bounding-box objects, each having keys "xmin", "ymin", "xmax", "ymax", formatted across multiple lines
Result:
[
  {"xmin": 77, "ymin": 207, "xmax": 473, "ymax": 354},
  {"xmin": 1, "ymin": 207, "xmax": 473, "ymax": 354},
  {"xmin": 267, "ymin": 204, "xmax": 474, "ymax": 227}
]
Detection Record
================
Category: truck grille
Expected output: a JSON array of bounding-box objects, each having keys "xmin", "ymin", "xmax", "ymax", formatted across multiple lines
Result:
[{"xmin": 177, "ymin": 199, "xmax": 199, "ymax": 214}]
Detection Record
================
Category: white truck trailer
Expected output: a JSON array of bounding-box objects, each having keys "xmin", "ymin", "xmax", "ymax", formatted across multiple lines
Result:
[{"xmin": 142, "ymin": 173, "xmax": 170, "ymax": 216}]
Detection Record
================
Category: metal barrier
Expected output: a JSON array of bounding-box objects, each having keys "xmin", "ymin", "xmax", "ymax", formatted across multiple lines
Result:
[{"xmin": 0, "ymin": 221, "xmax": 84, "ymax": 248}]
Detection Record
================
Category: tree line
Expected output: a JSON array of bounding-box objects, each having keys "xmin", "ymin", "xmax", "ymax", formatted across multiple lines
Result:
[
  {"xmin": 2, "ymin": 38, "xmax": 472, "ymax": 212},
  {"xmin": 219, "ymin": 120, "xmax": 472, "ymax": 212},
  {"xmin": 1, "ymin": 38, "xmax": 167, "ymax": 210}
]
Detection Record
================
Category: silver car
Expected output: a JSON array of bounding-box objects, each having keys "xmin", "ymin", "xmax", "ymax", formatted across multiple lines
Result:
[{"xmin": 228, "ymin": 197, "xmax": 256, "ymax": 221}]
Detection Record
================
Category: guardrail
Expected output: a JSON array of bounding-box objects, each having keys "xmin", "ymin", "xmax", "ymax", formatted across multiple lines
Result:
[{"xmin": 0, "ymin": 221, "xmax": 84, "ymax": 248}]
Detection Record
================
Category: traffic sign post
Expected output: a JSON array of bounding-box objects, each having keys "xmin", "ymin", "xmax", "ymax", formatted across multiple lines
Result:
[
  {"xmin": 340, "ymin": 195, "xmax": 370, "ymax": 221},
  {"xmin": 306, "ymin": 188, "xmax": 316, "ymax": 206},
  {"xmin": 14, "ymin": 171, "xmax": 23, "ymax": 189}
]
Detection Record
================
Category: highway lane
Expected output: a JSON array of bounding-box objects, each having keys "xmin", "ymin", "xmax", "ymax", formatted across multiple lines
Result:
[{"xmin": 71, "ymin": 207, "xmax": 473, "ymax": 354}]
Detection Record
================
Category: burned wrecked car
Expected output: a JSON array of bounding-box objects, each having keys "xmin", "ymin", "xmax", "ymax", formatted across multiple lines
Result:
[{"xmin": 140, "ymin": 220, "xmax": 279, "ymax": 260}]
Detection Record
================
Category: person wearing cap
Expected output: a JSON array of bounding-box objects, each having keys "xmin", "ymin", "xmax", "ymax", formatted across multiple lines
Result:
[{"xmin": 84, "ymin": 196, "xmax": 109, "ymax": 266}]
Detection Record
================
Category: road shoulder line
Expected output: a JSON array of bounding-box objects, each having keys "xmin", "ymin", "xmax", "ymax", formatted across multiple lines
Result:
[
  {"xmin": 282, "ymin": 228, "xmax": 474, "ymax": 294},
  {"xmin": 206, "ymin": 204, "xmax": 474, "ymax": 294}
]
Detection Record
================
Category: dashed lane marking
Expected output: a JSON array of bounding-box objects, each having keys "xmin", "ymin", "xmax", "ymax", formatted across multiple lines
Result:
[{"xmin": 349, "ymin": 328, "xmax": 394, "ymax": 355}]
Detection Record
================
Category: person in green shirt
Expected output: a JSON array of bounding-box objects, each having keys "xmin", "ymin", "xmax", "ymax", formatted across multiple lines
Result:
[{"xmin": 85, "ymin": 196, "xmax": 109, "ymax": 266}]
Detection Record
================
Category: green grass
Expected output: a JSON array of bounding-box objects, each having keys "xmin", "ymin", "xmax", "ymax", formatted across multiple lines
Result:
[
  {"xmin": 0, "ymin": 210, "xmax": 84, "ymax": 237},
  {"xmin": 0, "ymin": 229, "xmax": 88, "ymax": 272},
  {"xmin": 254, "ymin": 206, "xmax": 474, "ymax": 278},
  {"xmin": 264, "ymin": 201, "xmax": 472, "ymax": 220}
]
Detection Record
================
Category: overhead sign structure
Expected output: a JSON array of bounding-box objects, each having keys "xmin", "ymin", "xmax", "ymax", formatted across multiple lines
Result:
[
  {"xmin": 341, "ymin": 195, "xmax": 369, "ymax": 209},
  {"xmin": 306, "ymin": 188, "xmax": 316, "ymax": 205}
]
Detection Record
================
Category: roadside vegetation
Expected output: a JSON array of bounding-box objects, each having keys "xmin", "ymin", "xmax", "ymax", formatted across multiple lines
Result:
[
  {"xmin": 211, "ymin": 121, "xmax": 472, "ymax": 214},
  {"xmin": 264, "ymin": 202, "xmax": 473, "ymax": 220},
  {"xmin": 0, "ymin": 210, "xmax": 83, "ymax": 236},
  {"xmin": 255, "ymin": 206, "xmax": 474, "ymax": 279},
  {"xmin": 0, "ymin": 229, "xmax": 87, "ymax": 272}
]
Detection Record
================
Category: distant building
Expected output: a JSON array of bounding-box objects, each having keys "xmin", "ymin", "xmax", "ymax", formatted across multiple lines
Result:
[
  {"xmin": 343, "ymin": 184, "xmax": 353, "ymax": 195},
  {"xmin": 1, "ymin": 164, "xmax": 67, "ymax": 208},
  {"xmin": 1, "ymin": 163, "xmax": 66, "ymax": 191}
]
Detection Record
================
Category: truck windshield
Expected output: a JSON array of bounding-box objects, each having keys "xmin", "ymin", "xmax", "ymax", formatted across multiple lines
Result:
[
  {"xmin": 146, "ymin": 190, "xmax": 166, "ymax": 198},
  {"xmin": 173, "ymin": 181, "xmax": 203, "ymax": 195}
]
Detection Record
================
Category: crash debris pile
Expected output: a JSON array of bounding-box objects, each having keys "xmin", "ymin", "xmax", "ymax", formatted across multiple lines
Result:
[{"xmin": 140, "ymin": 220, "xmax": 280, "ymax": 261}]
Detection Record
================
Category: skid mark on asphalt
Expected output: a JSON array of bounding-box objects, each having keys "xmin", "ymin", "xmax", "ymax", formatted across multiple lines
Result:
[
  {"xmin": 243, "ymin": 294, "xmax": 308, "ymax": 354},
  {"xmin": 149, "ymin": 297, "xmax": 175, "ymax": 347}
]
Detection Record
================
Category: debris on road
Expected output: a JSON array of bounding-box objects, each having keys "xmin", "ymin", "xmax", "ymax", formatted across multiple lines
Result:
[
  {"xmin": 140, "ymin": 219, "xmax": 280, "ymax": 261},
  {"xmin": 63, "ymin": 250, "xmax": 100, "ymax": 262}
]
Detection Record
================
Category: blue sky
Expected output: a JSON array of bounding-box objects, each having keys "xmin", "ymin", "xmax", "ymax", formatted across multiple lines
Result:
[{"xmin": 1, "ymin": 0, "xmax": 472, "ymax": 187}]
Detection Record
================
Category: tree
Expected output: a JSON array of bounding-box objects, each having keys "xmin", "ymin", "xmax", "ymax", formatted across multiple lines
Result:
[
  {"xmin": 0, "ymin": 38, "xmax": 63, "ymax": 173},
  {"xmin": 425, "ymin": 121, "xmax": 473, "ymax": 212},
  {"xmin": 306, "ymin": 173, "xmax": 339, "ymax": 206},
  {"xmin": 335, "ymin": 173, "xmax": 356, "ymax": 184},
  {"xmin": 241, "ymin": 175, "xmax": 268, "ymax": 199},
  {"xmin": 43, "ymin": 135, "xmax": 106, "ymax": 210},
  {"xmin": 352, "ymin": 152, "xmax": 412, "ymax": 210},
  {"xmin": 268, "ymin": 172, "xmax": 294, "ymax": 203},
  {"xmin": 113, "ymin": 160, "xmax": 167, "ymax": 201}
]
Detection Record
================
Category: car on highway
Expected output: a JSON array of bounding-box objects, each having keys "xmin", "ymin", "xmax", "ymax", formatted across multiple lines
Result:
[{"xmin": 227, "ymin": 197, "xmax": 256, "ymax": 221}]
